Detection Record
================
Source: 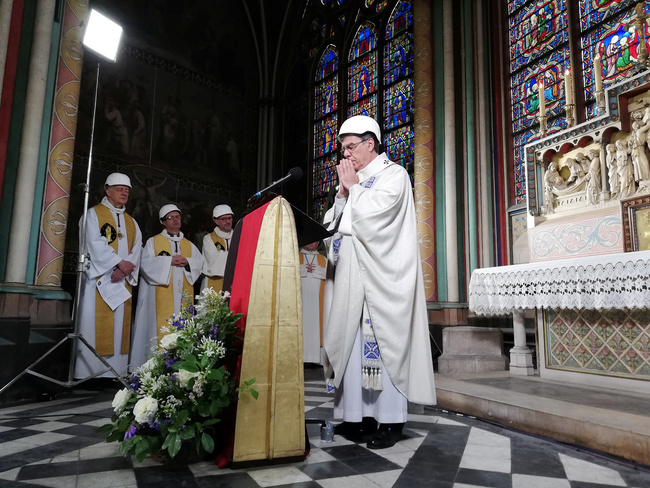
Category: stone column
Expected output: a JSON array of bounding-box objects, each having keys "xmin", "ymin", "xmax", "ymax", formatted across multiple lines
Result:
[
  {"xmin": 5, "ymin": 0, "xmax": 56, "ymax": 283},
  {"xmin": 510, "ymin": 309, "xmax": 534, "ymax": 375},
  {"xmin": 413, "ymin": 0, "xmax": 436, "ymax": 300},
  {"xmin": 0, "ymin": 0, "xmax": 13, "ymax": 100},
  {"xmin": 443, "ymin": 0, "xmax": 459, "ymax": 302}
]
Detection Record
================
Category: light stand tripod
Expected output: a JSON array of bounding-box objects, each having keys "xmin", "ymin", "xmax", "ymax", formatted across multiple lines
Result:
[{"xmin": 0, "ymin": 9, "xmax": 127, "ymax": 396}]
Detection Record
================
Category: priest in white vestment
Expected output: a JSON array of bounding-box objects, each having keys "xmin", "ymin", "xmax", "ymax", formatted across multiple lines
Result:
[
  {"xmin": 299, "ymin": 242, "xmax": 327, "ymax": 365},
  {"xmin": 131, "ymin": 204, "xmax": 203, "ymax": 368},
  {"xmin": 201, "ymin": 204, "xmax": 234, "ymax": 292},
  {"xmin": 322, "ymin": 115, "xmax": 436, "ymax": 450},
  {"xmin": 75, "ymin": 173, "xmax": 142, "ymax": 379}
]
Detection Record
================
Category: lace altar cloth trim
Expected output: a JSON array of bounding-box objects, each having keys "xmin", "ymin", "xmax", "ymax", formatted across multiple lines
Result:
[{"xmin": 469, "ymin": 250, "xmax": 650, "ymax": 316}]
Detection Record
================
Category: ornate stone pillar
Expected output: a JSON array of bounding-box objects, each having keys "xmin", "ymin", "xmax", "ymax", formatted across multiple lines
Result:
[
  {"xmin": 35, "ymin": 0, "xmax": 87, "ymax": 287},
  {"xmin": 413, "ymin": 0, "xmax": 436, "ymax": 301},
  {"xmin": 510, "ymin": 309, "xmax": 534, "ymax": 375},
  {"xmin": 0, "ymin": 0, "xmax": 13, "ymax": 99},
  {"xmin": 6, "ymin": 0, "xmax": 56, "ymax": 283},
  {"xmin": 443, "ymin": 0, "xmax": 459, "ymax": 302}
]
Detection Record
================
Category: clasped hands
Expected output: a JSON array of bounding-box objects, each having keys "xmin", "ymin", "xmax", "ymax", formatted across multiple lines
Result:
[
  {"xmin": 336, "ymin": 159, "xmax": 358, "ymax": 199},
  {"xmin": 111, "ymin": 260, "xmax": 136, "ymax": 282}
]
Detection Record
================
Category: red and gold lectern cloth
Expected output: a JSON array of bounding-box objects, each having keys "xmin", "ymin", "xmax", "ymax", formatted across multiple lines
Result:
[{"xmin": 230, "ymin": 196, "xmax": 306, "ymax": 463}]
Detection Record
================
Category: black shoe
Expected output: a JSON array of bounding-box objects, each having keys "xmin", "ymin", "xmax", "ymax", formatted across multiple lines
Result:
[
  {"xmin": 366, "ymin": 423, "xmax": 404, "ymax": 450},
  {"xmin": 334, "ymin": 417, "xmax": 378, "ymax": 440}
]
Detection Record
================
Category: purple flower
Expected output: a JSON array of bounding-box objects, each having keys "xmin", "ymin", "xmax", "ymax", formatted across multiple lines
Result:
[
  {"xmin": 189, "ymin": 305, "xmax": 195, "ymax": 316},
  {"xmin": 147, "ymin": 419, "xmax": 161, "ymax": 431},
  {"xmin": 124, "ymin": 425, "xmax": 138, "ymax": 440},
  {"xmin": 129, "ymin": 375, "xmax": 141, "ymax": 391}
]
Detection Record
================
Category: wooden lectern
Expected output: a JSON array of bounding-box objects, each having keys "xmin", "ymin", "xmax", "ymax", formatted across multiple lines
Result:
[{"xmin": 225, "ymin": 196, "xmax": 328, "ymax": 465}]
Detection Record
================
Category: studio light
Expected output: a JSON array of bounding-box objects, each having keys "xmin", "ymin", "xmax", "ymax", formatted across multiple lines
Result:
[{"xmin": 82, "ymin": 9, "xmax": 123, "ymax": 62}]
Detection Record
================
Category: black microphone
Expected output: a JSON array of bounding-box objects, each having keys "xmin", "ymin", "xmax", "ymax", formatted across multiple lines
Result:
[{"xmin": 248, "ymin": 167, "xmax": 303, "ymax": 202}]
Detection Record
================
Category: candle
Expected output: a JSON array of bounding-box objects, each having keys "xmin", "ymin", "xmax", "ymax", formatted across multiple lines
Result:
[
  {"xmin": 538, "ymin": 79, "xmax": 545, "ymax": 118},
  {"xmin": 565, "ymin": 69, "xmax": 573, "ymax": 106},
  {"xmin": 594, "ymin": 54, "xmax": 603, "ymax": 92}
]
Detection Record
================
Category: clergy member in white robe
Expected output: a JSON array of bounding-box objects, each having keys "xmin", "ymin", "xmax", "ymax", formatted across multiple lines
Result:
[
  {"xmin": 201, "ymin": 204, "xmax": 234, "ymax": 292},
  {"xmin": 75, "ymin": 172, "xmax": 142, "ymax": 379},
  {"xmin": 322, "ymin": 115, "xmax": 436, "ymax": 450},
  {"xmin": 131, "ymin": 204, "xmax": 203, "ymax": 368},
  {"xmin": 300, "ymin": 242, "xmax": 326, "ymax": 365}
]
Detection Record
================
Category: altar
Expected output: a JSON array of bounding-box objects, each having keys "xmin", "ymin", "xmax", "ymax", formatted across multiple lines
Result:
[{"xmin": 469, "ymin": 67, "xmax": 650, "ymax": 394}]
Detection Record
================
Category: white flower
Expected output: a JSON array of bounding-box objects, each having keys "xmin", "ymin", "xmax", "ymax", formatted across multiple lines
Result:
[
  {"xmin": 176, "ymin": 369, "xmax": 200, "ymax": 388},
  {"xmin": 139, "ymin": 357, "xmax": 157, "ymax": 374},
  {"xmin": 111, "ymin": 388, "xmax": 132, "ymax": 413},
  {"xmin": 133, "ymin": 396, "xmax": 158, "ymax": 424},
  {"xmin": 160, "ymin": 332, "xmax": 179, "ymax": 349}
]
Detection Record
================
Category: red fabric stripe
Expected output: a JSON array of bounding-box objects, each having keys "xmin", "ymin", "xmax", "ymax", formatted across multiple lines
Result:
[
  {"xmin": 0, "ymin": 0, "xmax": 25, "ymax": 201},
  {"xmin": 228, "ymin": 200, "xmax": 274, "ymax": 332}
]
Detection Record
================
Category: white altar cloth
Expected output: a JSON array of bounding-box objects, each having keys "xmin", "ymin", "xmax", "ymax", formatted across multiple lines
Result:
[{"xmin": 469, "ymin": 250, "xmax": 650, "ymax": 316}]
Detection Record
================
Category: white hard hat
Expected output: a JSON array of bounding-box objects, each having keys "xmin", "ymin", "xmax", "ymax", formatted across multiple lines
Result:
[
  {"xmin": 338, "ymin": 115, "xmax": 381, "ymax": 142},
  {"xmin": 159, "ymin": 203, "xmax": 181, "ymax": 221},
  {"xmin": 104, "ymin": 172, "xmax": 131, "ymax": 189},
  {"xmin": 213, "ymin": 204, "xmax": 233, "ymax": 219}
]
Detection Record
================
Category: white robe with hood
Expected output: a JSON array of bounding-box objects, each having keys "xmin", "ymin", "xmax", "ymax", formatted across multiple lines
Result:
[
  {"xmin": 130, "ymin": 230, "xmax": 203, "ymax": 368},
  {"xmin": 323, "ymin": 153, "xmax": 436, "ymax": 408},
  {"xmin": 75, "ymin": 197, "xmax": 142, "ymax": 379}
]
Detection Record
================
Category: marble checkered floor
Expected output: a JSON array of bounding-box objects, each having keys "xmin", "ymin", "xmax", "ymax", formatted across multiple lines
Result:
[{"xmin": 1, "ymin": 370, "xmax": 649, "ymax": 487}]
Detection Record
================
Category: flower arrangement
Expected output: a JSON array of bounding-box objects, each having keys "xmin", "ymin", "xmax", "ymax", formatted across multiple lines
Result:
[{"xmin": 99, "ymin": 288, "xmax": 257, "ymax": 462}]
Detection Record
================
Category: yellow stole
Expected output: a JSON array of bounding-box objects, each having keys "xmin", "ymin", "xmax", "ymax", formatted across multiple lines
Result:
[
  {"xmin": 94, "ymin": 204, "xmax": 136, "ymax": 355},
  {"xmin": 206, "ymin": 231, "xmax": 227, "ymax": 293},
  {"xmin": 153, "ymin": 234, "xmax": 193, "ymax": 343},
  {"xmin": 299, "ymin": 252, "xmax": 327, "ymax": 346}
]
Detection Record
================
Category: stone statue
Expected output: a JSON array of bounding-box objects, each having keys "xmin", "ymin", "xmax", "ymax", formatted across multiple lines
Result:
[
  {"xmin": 585, "ymin": 148, "xmax": 602, "ymax": 205},
  {"xmin": 543, "ymin": 161, "xmax": 564, "ymax": 213},
  {"xmin": 565, "ymin": 157, "xmax": 585, "ymax": 184},
  {"xmin": 630, "ymin": 118, "xmax": 650, "ymax": 182},
  {"xmin": 617, "ymin": 139, "xmax": 635, "ymax": 198},
  {"xmin": 606, "ymin": 143, "xmax": 618, "ymax": 199}
]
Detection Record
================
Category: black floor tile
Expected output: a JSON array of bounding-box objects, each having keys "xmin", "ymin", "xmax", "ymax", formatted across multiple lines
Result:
[
  {"xmin": 455, "ymin": 467, "xmax": 512, "ymax": 487},
  {"xmin": 510, "ymin": 435, "xmax": 566, "ymax": 478},
  {"xmin": 16, "ymin": 460, "xmax": 78, "ymax": 480},
  {"xmin": 320, "ymin": 443, "xmax": 376, "ymax": 460},
  {"xmin": 134, "ymin": 464, "xmax": 200, "ymax": 488},
  {"xmin": 339, "ymin": 453, "xmax": 402, "ymax": 475},
  {"xmin": 274, "ymin": 483, "xmax": 322, "ymax": 488},
  {"xmin": 195, "ymin": 472, "xmax": 259, "ymax": 488},
  {"xmin": 393, "ymin": 473, "xmax": 454, "ymax": 488},
  {"xmin": 52, "ymin": 424, "xmax": 106, "ymax": 438},
  {"xmin": 0, "ymin": 428, "xmax": 39, "ymax": 443},
  {"xmin": 299, "ymin": 460, "xmax": 357, "ymax": 480},
  {"xmin": 78, "ymin": 455, "xmax": 133, "ymax": 474}
]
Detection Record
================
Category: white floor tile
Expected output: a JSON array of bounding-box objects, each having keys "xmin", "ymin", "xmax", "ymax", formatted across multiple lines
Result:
[
  {"xmin": 247, "ymin": 465, "xmax": 312, "ymax": 486},
  {"xmin": 23, "ymin": 421, "xmax": 77, "ymax": 432},
  {"xmin": 0, "ymin": 467, "xmax": 20, "ymax": 481},
  {"xmin": 462, "ymin": 444, "xmax": 511, "ymax": 461},
  {"xmin": 76, "ymin": 469, "xmax": 138, "ymax": 488},
  {"xmin": 512, "ymin": 473, "xmax": 571, "ymax": 488},
  {"xmin": 79, "ymin": 442, "xmax": 123, "ymax": 460},
  {"xmin": 317, "ymin": 474, "xmax": 382, "ymax": 487},
  {"xmin": 364, "ymin": 469, "xmax": 402, "ymax": 488},
  {"xmin": 467, "ymin": 427, "xmax": 511, "ymax": 449},
  {"xmin": 559, "ymin": 453, "xmax": 626, "ymax": 486},
  {"xmin": 459, "ymin": 453, "xmax": 511, "ymax": 473}
]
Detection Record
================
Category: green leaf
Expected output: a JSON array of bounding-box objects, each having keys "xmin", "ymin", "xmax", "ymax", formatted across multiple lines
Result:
[
  {"xmin": 175, "ymin": 410, "xmax": 189, "ymax": 427},
  {"xmin": 180, "ymin": 425, "xmax": 196, "ymax": 440},
  {"xmin": 245, "ymin": 377, "xmax": 257, "ymax": 387},
  {"xmin": 201, "ymin": 432, "xmax": 215, "ymax": 453},
  {"xmin": 250, "ymin": 388, "xmax": 259, "ymax": 400},
  {"xmin": 198, "ymin": 402, "xmax": 211, "ymax": 417},
  {"xmin": 168, "ymin": 433, "xmax": 182, "ymax": 458},
  {"xmin": 202, "ymin": 418, "xmax": 221, "ymax": 427},
  {"xmin": 106, "ymin": 429, "xmax": 123, "ymax": 443}
]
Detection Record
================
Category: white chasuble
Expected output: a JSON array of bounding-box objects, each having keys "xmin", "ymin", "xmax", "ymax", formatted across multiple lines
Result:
[{"xmin": 323, "ymin": 154, "xmax": 436, "ymax": 407}]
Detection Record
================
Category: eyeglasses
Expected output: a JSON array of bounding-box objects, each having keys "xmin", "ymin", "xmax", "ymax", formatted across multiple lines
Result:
[
  {"xmin": 216, "ymin": 216, "xmax": 233, "ymax": 221},
  {"xmin": 164, "ymin": 214, "xmax": 181, "ymax": 220},
  {"xmin": 340, "ymin": 138, "xmax": 369, "ymax": 155}
]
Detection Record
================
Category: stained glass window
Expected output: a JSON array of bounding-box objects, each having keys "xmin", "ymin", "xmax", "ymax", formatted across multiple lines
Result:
[
  {"xmin": 579, "ymin": 0, "xmax": 650, "ymax": 118},
  {"xmin": 313, "ymin": 46, "xmax": 340, "ymax": 217},
  {"xmin": 508, "ymin": 0, "xmax": 569, "ymax": 204},
  {"xmin": 310, "ymin": 0, "xmax": 415, "ymax": 219},
  {"xmin": 383, "ymin": 0, "xmax": 414, "ymax": 175}
]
